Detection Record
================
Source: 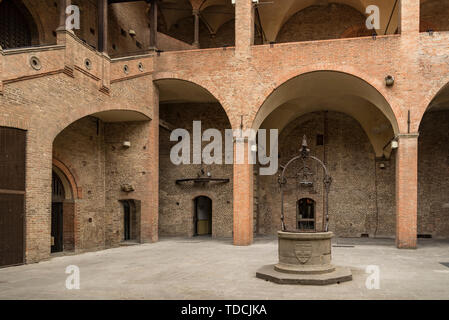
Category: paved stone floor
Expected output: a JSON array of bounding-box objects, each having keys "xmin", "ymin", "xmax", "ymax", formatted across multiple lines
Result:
[{"xmin": 1, "ymin": 237, "xmax": 449, "ymax": 300}]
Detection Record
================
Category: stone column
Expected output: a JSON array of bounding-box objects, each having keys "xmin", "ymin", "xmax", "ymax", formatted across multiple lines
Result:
[
  {"xmin": 149, "ymin": 0, "xmax": 158, "ymax": 50},
  {"xmin": 233, "ymin": 137, "xmax": 253, "ymax": 245},
  {"xmin": 57, "ymin": 0, "xmax": 71, "ymax": 31},
  {"xmin": 395, "ymin": 133, "xmax": 419, "ymax": 249},
  {"xmin": 56, "ymin": 0, "xmax": 71, "ymax": 44},
  {"xmin": 400, "ymin": 0, "xmax": 420, "ymax": 34},
  {"xmin": 97, "ymin": 0, "xmax": 108, "ymax": 53},
  {"xmin": 235, "ymin": 0, "xmax": 254, "ymax": 58},
  {"xmin": 193, "ymin": 9, "xmax": 200, "ymax": 48}
]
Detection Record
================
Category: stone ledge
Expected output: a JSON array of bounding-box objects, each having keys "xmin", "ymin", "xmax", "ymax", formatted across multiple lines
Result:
[{"xmin": 256, "ymin": 264, "xmax": 352, "ymax": 285}]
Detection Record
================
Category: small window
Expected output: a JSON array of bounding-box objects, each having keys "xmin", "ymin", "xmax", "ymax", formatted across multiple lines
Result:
[
  {"xmin": 316, "ymin": 134, "xmax": 324, "ymax": 146},
  {"xmin": 297, "ymin": 198, "xmax": 315, "ymax": 231}
]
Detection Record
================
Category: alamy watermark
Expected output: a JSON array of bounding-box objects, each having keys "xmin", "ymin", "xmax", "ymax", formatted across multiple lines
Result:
[
  {"xmin": 170, "ymin": 121, "xmax": 278, "ymax": 176},
  {"xmin": 65, "ymin": 265, "xmax": 80, "ymax": 290}
]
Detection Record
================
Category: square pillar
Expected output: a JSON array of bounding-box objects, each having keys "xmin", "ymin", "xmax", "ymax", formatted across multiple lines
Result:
[
  {"xmin": 400, "ymin": 0, "xmax": 420, "ymax": 35},
  {"xmin": 97, "ymin": 0, "xmax": 108, "ymax": 54},
  {"xmin": 233, "ymin": 138, "xmax": 253, "ymax": 245},
  {"xmin": 192, "ymin": 9, "xmax": 200, "ymax": 48},
  {"xmin": 149, "ymin": 0, "xmax": 158, "ymax": 50},
  {"xmin": 141, "ymin": 83, "xmax": 159, "ymax": 243},
  {"xmin": 395, "ymin": 133, "xmax": 419, "ymax": 248},
  {"xmin": 56, "ymin": 0, "xmax": 72, "ymax": 45},
  {"xmin": 235, "ymin": 0, "xmax": 254, "ymax": 58}
]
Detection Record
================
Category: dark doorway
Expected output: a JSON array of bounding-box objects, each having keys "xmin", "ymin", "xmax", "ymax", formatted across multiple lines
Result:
[
  {"xmin": 51, "ymin": 172, "xmax": 65, "ymax": 253},
  {"xmin": 0, "ymin": 127, "xmax": 26, "ymax": 267},
  {"xmin": 194, "ymin": 196, "xmax": 212, "ymax": 236},
  {"xmin": 123, "ymin": 201, "xmax": 131, "ymax": 241},
  {"xmin": 297, "ymin": 198, "xmax": 316, "ymax": 231},
  {"xmin": 51, "ymin": 202, "xmax": 63, "ymax": 253}
]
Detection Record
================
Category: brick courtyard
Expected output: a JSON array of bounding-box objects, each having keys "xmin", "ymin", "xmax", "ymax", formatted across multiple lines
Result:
[{"xmin": 1, "ymin": 237, "xmax": 448, "ymax": 300}]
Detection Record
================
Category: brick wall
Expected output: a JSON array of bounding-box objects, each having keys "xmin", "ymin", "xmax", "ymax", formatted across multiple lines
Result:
[
  {"xmin": 418, "ymin": 111, "xmax": 449, "ymax": 238},
  {"xmin": 257, "ymin": 111, "xmax": 396, "ymax": 237},
  {"xmin": 53, "ymin": 116, "xmax": 153, "ymax": 251},
  {"xmin": 276, "ymin": 3, "xmax": 369, "ymax": 43},
  {"xmin": 159, "ymin": 103, "xmax": 233, "ymax": 238},
  {"xmin": 104, "ymin": 121, "xmax": 152, "ymax": 246}
]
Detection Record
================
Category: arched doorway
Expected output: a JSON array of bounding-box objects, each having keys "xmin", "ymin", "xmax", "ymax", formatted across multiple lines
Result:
[
  {"xmin": 194, "ymin": 196, "xmax": 212, "ymax": 236},
  {"xmin": 51, "ymin": 171, "xmax": 65, "ymax": 253},
  {"xmin": 297, "ymin": 198, "xmax": 316, "ymax": 231},
  {"xmin": 52, "ymin": 110, "xmax": 152, "ymax": 251}
]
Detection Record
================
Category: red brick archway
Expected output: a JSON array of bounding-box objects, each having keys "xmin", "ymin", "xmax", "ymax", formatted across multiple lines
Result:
[{"xmin": 52, "ymin": 158, "xmax": 79, "ymax": 252}]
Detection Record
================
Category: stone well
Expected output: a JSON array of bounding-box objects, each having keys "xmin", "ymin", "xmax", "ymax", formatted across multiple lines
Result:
[{"xmin": 256, "ymin": 231, "xmax": 352, "ymax": 285}]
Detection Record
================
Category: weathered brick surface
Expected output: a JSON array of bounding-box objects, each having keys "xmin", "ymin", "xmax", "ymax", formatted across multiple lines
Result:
[
  {"xmin": 1, "ymin": 0, "xmax": 449, "ymax": 262},
  {"xmin": 159, "ymin": 103, "xmax": 233, "ymax": 238},
  {"xmin": 276, "ymin": 3, "xmax": 370, "ymax": 43},
  {"xmin": 418, "ymin": 111, "xmax": 449, "ymax": 238},
  {"xmin": 258, "ymin": 112, "xmax": 396, "ymax": 237}
]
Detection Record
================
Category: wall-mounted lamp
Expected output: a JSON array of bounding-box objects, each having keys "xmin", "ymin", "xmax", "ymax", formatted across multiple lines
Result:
[
  {"xmin": 391, "ymin": 140, "xmax": 399, "ymax": 149},
  {"xmin": 385, "ymin": 75, "xmax": 395, "ymax": 87},
  {"xmin": 129, "ymin": 29, "xmax": 136, "ymax": 37},
  {"xmin": 123, "ymin": 141, "xmax": 131, "ymax": 148}
]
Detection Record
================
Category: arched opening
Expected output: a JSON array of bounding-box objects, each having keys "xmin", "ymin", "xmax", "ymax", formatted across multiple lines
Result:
[
  {"xmin": 51, "ymin": 165, "xmax": 76, "ymax": 253},
  {"xmin": 0, "ymin": 0, "xmax": 39, "ymax": 49},
  {"xmin": 418, "ymin": 82, "xmax": 449, "ymax": 239},
  {"xmin": 297, "ymin": 198, "xmax": 316, "ymax": 231},
  {"xmin": 52, "ymin": 109, "xmax": 151, "ymax": 251},
  {"xmin": 51, "ymin": 171, "xmax": 65, "ymax": 253},
  {"xmin": 255, "ymin": 0, "xmax": 399, "ymax": 44},
  {"xmin": 155, "ymin": 78, "xmax": 233, "ymax": 238},
  {"xmin": 253, "ymin": 71, "xmax": 398, "ymax": 238},
  {"xmin": 194, "ymin": 196, "xmax": 212, "ymax": 236},
  {"xmin": 420, "ymin": 0, "xmax": 449, "ymax": 33}
]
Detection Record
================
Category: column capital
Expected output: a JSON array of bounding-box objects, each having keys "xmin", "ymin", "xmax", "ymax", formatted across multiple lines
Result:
[
  {"xmin": 234, "ymin": 136, "xmax": 249, "ymax": 143},
  {"xmin": 396, "ymin": 133, "xmax": 419, "ymax": 139}
]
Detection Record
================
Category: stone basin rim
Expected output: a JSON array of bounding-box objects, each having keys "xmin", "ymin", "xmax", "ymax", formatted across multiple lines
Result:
[{"xmin": 278, "ymin": 231, "xmax": 334, "ymax": 240}]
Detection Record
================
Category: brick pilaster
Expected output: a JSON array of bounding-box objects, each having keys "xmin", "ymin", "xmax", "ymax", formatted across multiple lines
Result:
[
  {"xmin": 400, "ymin": 0, "xmax": 420, "ymax": 35},
  {"xmin": 235, "ymin": 0, "xmax": 254, "ymax": 58},
  {"xmin": 233, "ymin": 137, "xmax": 253, "ymax": 245},
  {"xmin": 396, "ymin": 133, "xmax": 419, "ymax": 248},
  {"xmin": 141, "ymin": 83, "xmax": 159, "ymax": 243}
]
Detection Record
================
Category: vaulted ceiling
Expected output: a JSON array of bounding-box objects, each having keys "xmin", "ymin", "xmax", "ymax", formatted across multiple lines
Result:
[{"xmin": 157, "ymin": 0, "xmax": 401, "ymax": 41}]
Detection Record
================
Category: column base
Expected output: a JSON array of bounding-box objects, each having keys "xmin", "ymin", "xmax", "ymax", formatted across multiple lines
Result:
[{"xmin": 256, "ymin": 264, "xmax": 352, "ymax": 285}]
